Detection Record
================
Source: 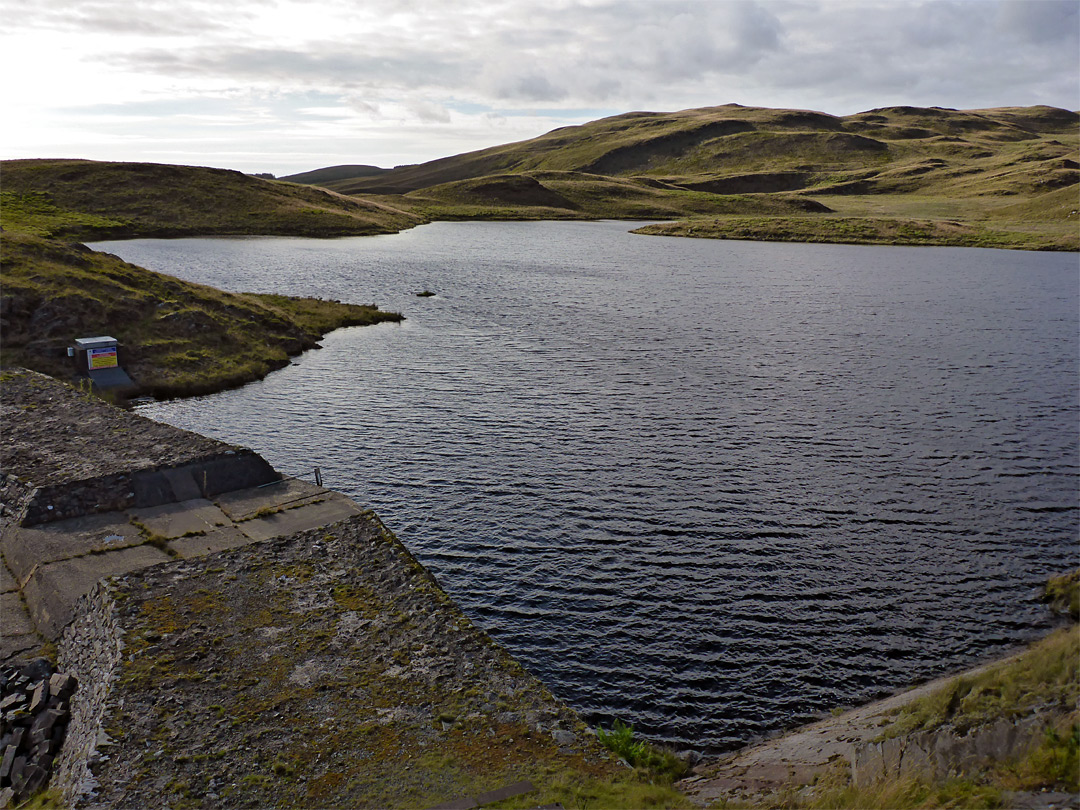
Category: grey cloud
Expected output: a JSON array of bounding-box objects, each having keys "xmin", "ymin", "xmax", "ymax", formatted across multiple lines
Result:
[
  {"xmin": 494, "ymin": 74, "xmax": 567, "ymax": 102},
  {"xmin": 996, "ymin": 0, "xmax": 1079, "ymax": 45},
  {"xmin": 1, "ymin": 0, "xmax": 243, "ymax": 35},
  {"xmin": 111, "ymin": 45, "xmax": 470, "ymax": 91},
  {"xmin": 40, "ymin": 0, "xmax": 1080, "ymax": 120},
  {"xmin": 407, "ymin": 100, "xmax": 452, "ymax": 123}
]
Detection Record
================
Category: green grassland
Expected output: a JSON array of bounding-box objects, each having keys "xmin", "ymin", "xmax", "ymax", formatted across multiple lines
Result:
[{"xmin": 304, "ymin": 103, "xmax": 1077, "ymax": 250}]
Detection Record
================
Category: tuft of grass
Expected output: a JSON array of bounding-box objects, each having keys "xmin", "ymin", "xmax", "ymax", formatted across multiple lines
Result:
[
  {"xmin": 798, "ymin": 764, "xmax": 1004, "ymax": 810},
  {"xmin": 1043, "ymin": 569, "xmax": 1080, "ymax": 620},
  {"xmin": 595, "ymin": 719, "xmax": 690, "ymax": 784},
  {"xmin": 998, "ymin": 722, "xmax": 1080, "ymax": 792},
  {"xmin": 596, "ymin": 719, "xmax": 647, "ymax": 764}
]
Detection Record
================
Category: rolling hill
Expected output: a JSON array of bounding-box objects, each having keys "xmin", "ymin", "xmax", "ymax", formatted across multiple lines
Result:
[
  {"xmin": 0, "ymin": 160, "xmax": 413, "ymax": 398},
  {"xmin": 290, "ymin": 103, "xmax": 1078, "ymax": 249},
  {"xmin": 0, "ymin": 159, "xmax": 421, "ymax": 240}
]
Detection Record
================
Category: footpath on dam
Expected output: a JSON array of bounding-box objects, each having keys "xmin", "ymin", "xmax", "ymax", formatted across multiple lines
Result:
[{"xmin": 0, "ymin": 369, "xmax": 640, "ymax": 808}]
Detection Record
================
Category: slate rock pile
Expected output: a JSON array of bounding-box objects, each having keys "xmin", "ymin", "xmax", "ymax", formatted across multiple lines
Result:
[{"xmin": 0, "ymin": 658, "xmax": 78, "ymax": 806}]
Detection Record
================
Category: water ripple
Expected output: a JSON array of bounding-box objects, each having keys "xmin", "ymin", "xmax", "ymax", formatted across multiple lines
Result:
[{"xmin": 97, "ymin": 222, "xmax": 1080, "ymax": 753}]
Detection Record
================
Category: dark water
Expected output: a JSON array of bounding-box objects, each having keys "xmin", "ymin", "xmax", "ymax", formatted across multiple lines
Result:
[{"xmin": 92, "ymin": 222, "xmax": 1079, "ymax": 752}]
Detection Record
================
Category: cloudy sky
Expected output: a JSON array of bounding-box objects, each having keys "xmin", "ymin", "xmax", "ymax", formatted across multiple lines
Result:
[{"xmin": 2, "ymin": 0, "xmax": 1076, "ymax": 176}]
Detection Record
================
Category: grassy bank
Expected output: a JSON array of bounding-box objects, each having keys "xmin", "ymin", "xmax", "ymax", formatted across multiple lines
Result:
[
  {"xmin": 631, "ymin": 209, "xmax": 1076, "ymax": 251},
  {"xmin": 0, "ymin": 160, "xmax": 417, "ymax": 399},
  {"xmin": 0, "ymin": 229, "xmax": 402, "ymax": 399},
  {"xmin": 742, "ymin": 573, "xmax": 1080, "ymax": 809},
  {"xmin": 797, "ymin": 630, "xmax": 1079, "ymax": 810}
]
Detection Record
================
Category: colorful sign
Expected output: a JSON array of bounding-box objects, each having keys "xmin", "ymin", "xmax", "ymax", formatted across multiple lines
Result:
[{"xmin": 87, "ymin": 346, "xmax": 118, "ymax": 370}]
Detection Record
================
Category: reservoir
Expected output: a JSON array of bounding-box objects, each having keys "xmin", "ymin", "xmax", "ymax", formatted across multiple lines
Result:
[{"xmin": 92, "ymin": 221, "xmax": 1079, "ymax": 752}]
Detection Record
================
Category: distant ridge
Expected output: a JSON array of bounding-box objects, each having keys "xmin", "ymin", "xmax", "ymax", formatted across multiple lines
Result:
[
  {"xmin": 1, "ymin": 102, "xmax": 1075, "ymax": 252},
  {"xmin": 281, "ymin": 164, "xmax": 389, "ymax": 185},
  {"xmin": 306, "ymin": 103, "xmax": 1078, "ymax": 198}
]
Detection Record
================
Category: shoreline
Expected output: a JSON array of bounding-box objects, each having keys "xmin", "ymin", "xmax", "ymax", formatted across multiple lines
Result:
[{"xmin": 680, "ymin": 623, "xmax": 1077, "ymax": 807}]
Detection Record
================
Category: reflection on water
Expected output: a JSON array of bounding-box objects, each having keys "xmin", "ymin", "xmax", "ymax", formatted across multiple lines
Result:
[{"xmin": 94, "ymin": 222, "xmax": 1079, "ymax": 751}]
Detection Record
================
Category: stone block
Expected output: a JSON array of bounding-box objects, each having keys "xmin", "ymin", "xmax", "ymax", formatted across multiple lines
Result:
[
  {"xmin": 900, "ymin": 734, "xmax": 934, "ymax": 780},
  {"xmin": 17, "ymin": 762, "xmax": 47, "ymax": 797},
  {"xmin": 26, "ymin": 683, "xmax": 47, "ymax": 714},
  {"xmin": 0, "ymin": 746, "xmax": 14, "ymax": 781},
  {"xmin": 3, "ymin": 512, "xmax": 144, "ymax": 583},
  {"xmin": 162, "ymin": 468, "xmax": 203, "ymax": 502},
  {"xmin": 881, "ymin": 735, "xmax": 903, "ymax": 775},
  {"xmin": 851, "ymin": 741, "xmax": 885, "ymax": 788},
  {"xmin": 8, "ymin": 757, "xmax": 24, "ymax": 786},
  {"xmin": 21, "ymin": 544, "xmax": 172, "ymax": 638},
  {"xmin": 237, "ymin": 495, "xmax": 362, "ymax": 542},
  {"xmin": 48, "ymin": 673, "xmax": 76, "ymax": 701},
  {"xmin": 129, "ymin": 499, "xmax": 231, "ymax": 541},
  {"xmin": 215, "ymin": 477, "xmax": 328, "ymax": 522},
  {"xmin": 168, "ymin": 527, "xmax": 253, "ymax": 559},
  {"xmin": 0, "ymin": 566, "xmax": 15, "ymax": 596}
]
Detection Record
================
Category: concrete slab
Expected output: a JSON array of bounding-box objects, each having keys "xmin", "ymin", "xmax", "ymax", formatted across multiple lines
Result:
[
  {"xmin": 168, "ymin": 527, "xmax": 253, "ymax": 559},
  {"xmin": 236, "ymin": 495, "xmax": 363, "ymax": 542},
  {"xmin": 215, "ymin": 478, "xmax": 330, "ymax": 522},
  {"xmin": 129, "ymin": 499, "xmax": 231, "ymax": 540},
  {"xmin": 0, "ymin": 633, "xmax": 41, "ymax": 663},
  {"xmin": 2, "ymin": 512, "xmax": 144, "ymax": 584},
  {"xmin": 163, "ymin": 468, "xmax": 203, "ymax": 501},
  {"xmin": 0, "ymin": 564, "xmax": 16, "ymax": 594},
  {"xmin": 1, "ymin": 592, "xmax": 35, "ymax": 637},
  {"xmin": 22, "ymin": 544, "xmax": 173, "ymax": 638}
]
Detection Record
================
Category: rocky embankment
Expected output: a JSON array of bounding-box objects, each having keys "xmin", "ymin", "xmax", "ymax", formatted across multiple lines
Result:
[
  {"xmin": 0, "ymin": 369, "xmax": 645, "ymax": 808},
  {"xmin": 0, "ymin": 660, "xmax": 78, "ymax": 805}
]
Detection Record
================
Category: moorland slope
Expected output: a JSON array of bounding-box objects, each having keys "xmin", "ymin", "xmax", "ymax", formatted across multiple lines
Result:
[
  {"xmin": 1, "ymin": 159, "xmax": 420, "ymax": 240},
  {"xmin": 299, "ymin": 103, "xmax": 1079, "ymax": 249},
  {"xmin": 0, "ymin": 161, "xmax": 412, "ymax": 397}
]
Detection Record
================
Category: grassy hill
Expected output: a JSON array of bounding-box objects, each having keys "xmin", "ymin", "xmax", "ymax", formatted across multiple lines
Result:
[
  {"xmin": 0, "ymin": 160, "xmax": 412, "ymax": 398},
  {"xmin": 279, "ymin": 164, "xmax": 390, "ymax": 185},
  {"xmin": 0, "ymin": 230, "xmax": 402, "ymax": 399},
  {"xmin": 1, "ymin": 159, "xmax": 421, "ymax": 240},
  {"xmin": 297, "ymin": 103, "xmax": 1078, "ymax": 250}
]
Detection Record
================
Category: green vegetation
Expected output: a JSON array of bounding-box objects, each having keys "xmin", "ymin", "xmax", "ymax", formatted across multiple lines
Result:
[
  {"xmin": 596, "ymin": 719, "xmax": 690, "ymax": 784},
  {"xmin": 104, "ymin": 515, "xmax": 692, "ymax": 809},
  {"xmin": 294, "ymin": 103, "xmax": 1077, "ymax": 250},
  {"xmin": 1043, "ymin": 569, "xmax": 1080, "ymax": 620},
  {"xmin": 881, "ymin": 627, "xmax": 1077, "ymax": 739},
  {"xmin": 0, "ymin": 159, "xmax": 417, "ymax": 399},
  {"xmin": 712, "ymin": 570, "xmax": 1079, "ymax": 810},
  {"xmin": 783, "ymin": 762, "xmax": 1005, "ymax": 810},
  {"xmin": 631, "ymin": 214, "xmax": 1073, "ymax": 250},
  {"xmin": 790, "ymin": 719, "xmax": 1079, "ymax": 810}
]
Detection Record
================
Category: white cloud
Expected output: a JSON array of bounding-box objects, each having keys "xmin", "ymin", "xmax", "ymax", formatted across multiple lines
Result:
[{"xmin": 0, "ymin": 0, "xmax": 1075, "ymax": 175}]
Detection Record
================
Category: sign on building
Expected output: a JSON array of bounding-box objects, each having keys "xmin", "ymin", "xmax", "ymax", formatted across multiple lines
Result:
[{"xmin": 87, "ymin": 346, "xmax": 118, "ymax": 370}]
